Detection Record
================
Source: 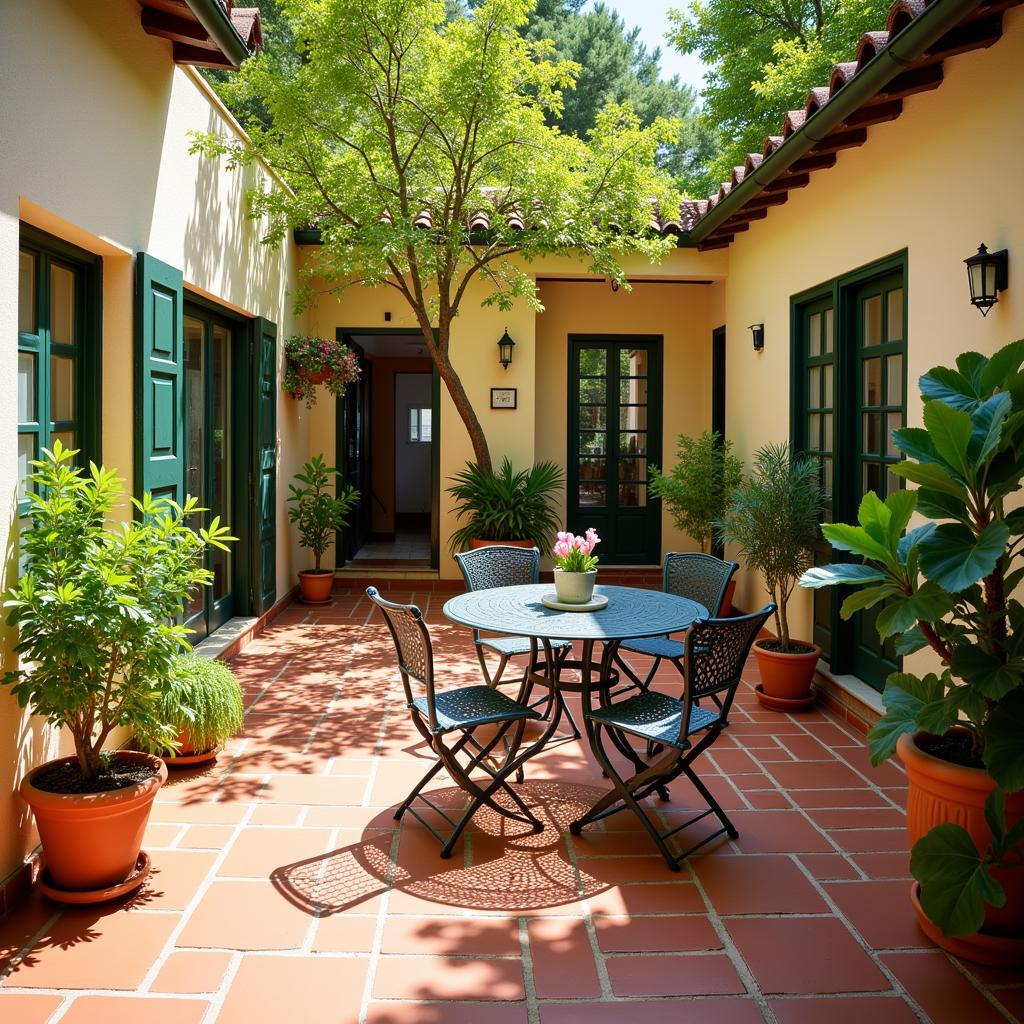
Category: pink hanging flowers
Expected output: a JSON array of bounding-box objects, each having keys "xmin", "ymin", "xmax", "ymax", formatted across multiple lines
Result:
[
  {"xmin": 552, "ymin": 528, "xmax": 601, "ymax": 573},
  {"xmin": 283, "ymin": 335, "xmax": 361, "ymax": 409}
]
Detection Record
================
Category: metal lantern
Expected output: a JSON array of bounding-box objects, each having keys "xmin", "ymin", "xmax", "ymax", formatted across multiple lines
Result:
[
  {"xmin": 497, "ymin": 328, "xmax": 516, "ymax": 370},
  {"xmin": 964, "ymin": 243, "xmax": 1008, "ymax": 316},
  {"xmin": 749, "ymin": 323, "xmax": 765, "ymax": 352}
]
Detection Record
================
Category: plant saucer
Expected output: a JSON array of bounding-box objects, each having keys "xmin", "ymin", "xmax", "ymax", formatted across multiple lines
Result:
[
  {"xmin": 38, "ymin": 851, "xmax": 151, "ymax": 905},
  {"xmin": 754, "ymin": 683, "xmax": 816, "ymax": 712},
  {"xmin": 163, "ymin": 746, "xmax": 220, "ymax": 769}
]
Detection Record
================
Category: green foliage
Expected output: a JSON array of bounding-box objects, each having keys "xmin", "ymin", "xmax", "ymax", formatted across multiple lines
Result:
[
  {"xmin": 447, "ymin": 457, "xmax": 563, "ymax": 553},
  {"xmin": 191, "ymin": 0, "xmax": 682, "ymax": 472},
  {"xmin": 798, "ymin": 338, "xmax": 1024, "ymax": 937},
  {"xmin": 287, "ymin": 454, "xmax": 360, "ymax": 571},
  {"xmin": 716, "ymin": 442, "xmax": 825, "ymax": 650},
  {"xmin": 154, "ymin": 653, "xmax": 245, "ymax": 754},
  {"xmin": 649, "ymin": 430, "xmax": 743, "ymax": 553},
  {"xmin": 2, "ymin": 442, "xmax": 235, "ymax": 780},
  {"xmin": 282, "ymin": 335, "xmax": 361, "ymax": 408},
  {"xmin": 666, "ymin": 0, "xmax": 890, "ymax": 196}
]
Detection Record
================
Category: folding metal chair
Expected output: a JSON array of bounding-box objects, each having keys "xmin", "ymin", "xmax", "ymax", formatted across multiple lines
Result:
[
  {"xmin": 571, "ymin": 604, "xmax": 775, "ymax": 870},
  {"xmin": 367, "ymin": 587, "xmax": 546, "ymax": 858},
  {"xmin": 613, "ymin": 552, "xmax": 739, "ymax": 696}
]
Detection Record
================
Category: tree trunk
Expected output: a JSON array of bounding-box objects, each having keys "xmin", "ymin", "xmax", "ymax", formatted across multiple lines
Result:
[
  {"xmin": 434, "ymin": 347, "xmax": 492, "ymax": 475},
  {"xmin": 777, "ymin": 594, "xmax": 790, "ymax": 651}
]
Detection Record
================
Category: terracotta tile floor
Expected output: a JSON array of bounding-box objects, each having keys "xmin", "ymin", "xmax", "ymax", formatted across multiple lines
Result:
[{"xmin": 2, "ymin": 585, "xmax": 1023, "ymax": 1023}]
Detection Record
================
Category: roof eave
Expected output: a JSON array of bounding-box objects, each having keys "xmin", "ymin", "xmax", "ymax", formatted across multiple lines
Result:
[{"xmin": 184, "ymin": 0, "xmax": 251, "ymax": 69}]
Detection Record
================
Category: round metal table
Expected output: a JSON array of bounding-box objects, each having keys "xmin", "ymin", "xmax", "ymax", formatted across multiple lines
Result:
[{"xmin": 443, "ymin": 583, "xmax": 708, "ymax": 763}]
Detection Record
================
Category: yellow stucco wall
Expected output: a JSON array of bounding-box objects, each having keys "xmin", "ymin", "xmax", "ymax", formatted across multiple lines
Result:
[
  {"xmin": 0, "ymin": 0, "xmax": 306, "ymax": 882},
  {"xmin": 722, "ymin": 7, "xmax": 1024, "ymax": 658}
]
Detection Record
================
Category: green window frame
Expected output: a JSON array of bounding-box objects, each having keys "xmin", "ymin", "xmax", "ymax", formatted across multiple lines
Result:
[{"xmin": 17, "ymin": 225, "xmax": 102, "ymax": 516}]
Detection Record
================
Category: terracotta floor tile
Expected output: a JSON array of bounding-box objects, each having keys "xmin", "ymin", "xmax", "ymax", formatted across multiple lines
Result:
[
  {"xmin": 149, "ymin": 801, "xmax": 250, "ymax": 825},
  {"xmin": 769, "ymin": 995, "xmax": 920, "ymax": 1023},
  {"xmin": 593, "ymin": 914, "xmax": 721, "ymax": 952},
  {"xmin": 992, "ymin": 988, "xmax": 1024, "ymax": 1020},
  {"xmin": 880, "ymin": 950, "xmax": 1012, "ymax": 1024},
  {"xmin": 218, "ymin": 826, "xmax": 333, "ymax": 877},
  {"xmin": 381, "ymin": 915, "xmax": 520, "ymax": 955},
  {"xmin": 824, "ymin": 881, "xmax": 933, "ymax": 950},
  {"xmin": 693, "ymin": 854, "xmax": 828, "ymax": 915},
  {"xmin": 585, "ymin": 882, "xmax": 705, "ymax": 916},
  {"xmin": 4, "ymin": 908, "xmax": 179, "ymax": 990},
  {"xmin": 808, "ymin": 808, "xmax": 907, "ymax": 829},
  {"xmin": 789, "ymin": 789, "xmax": 889, "ymax": 809},
  {"xmin": 776, "ymin": 734, "xmax": 839, "ymax": 761},
  {"xmin": 828, "ymin": 828, "xmax": 909, "ymax": 854},
  {"xmin": 605, "ymin": 953, "xmax": 746, "ymax": 997},
  {"xmin": 851, "ymin": 854, "xmax": 913, "ymax": 879},
  {"xmin": 179, "ymin": 824, "xmax": 236, "ymax": 849},
  {"xmin": 797, "ymin": 853, "xmax": 861, "ymax": 881},
  {"xmin": 726, "ymin": 811, "xmax": 835, "ymax": 854},
  {"xmin": 744, "ymin": 789, "xmax": 793, "ymax": 809},
  {"xmin": 176, "ymin": 880, "xmax": 313, "ymax": 950},
  {"xmin": 218, "ymin": 954, "xmax": 368, "ymax": 1024},
  {"xmin": 258, "ymin": 773, "xmax": 368, "ymax": 805},
  {"xmin": 726, "ymin": 917, "xmax": 891, "ymax": 994},
  {"xmin": 527, "ymin": 918, "xmax": 601, "ymax": 998},
  {"xmin": 0, "ymin": 993, "xmax": 64, "ymax": 1023},
  {"xmin": 138, "ymin": 850, "xmax": 217, "ymax": 910},
  {"xmin": 372, "ymin": 955, "xmax": 524, "ymax": 1001},
  {"xmin": 142, "ymin": 822, "xmax": 184, "ymax": 848},
  {"xmin": 539, "ymin": 1000, "xmax": 764, "ymax": 1024},
  {"xmin": 365, "ymin": 1004, "xmax": 528, "ymax": 1024},
  {"xmin": 151, "ymin": 951, "xmax": 232, "ymax": 993},
  {"xmin": 248, "ymin": 803, "xmax": 304, "ymax": 825},
  {"xmin": 58, "ymin": 996, "xmax": 208, "ymax": 1024},
  {"xmin": 767, "ymin": 761, "xmax": 873, "ymax": 790},
  {"xmin": 310, "ymin": 913, "xmax": 379, "ymax": 952},
  {"xmin": 576, "ymin": 856, "xmax": 683, "ymax": 885}
]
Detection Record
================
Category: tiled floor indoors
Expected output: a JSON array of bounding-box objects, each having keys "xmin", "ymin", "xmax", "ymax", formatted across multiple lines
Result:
[{"xmin": 2, "ymin": 583, "xmax": 1023, "ymax": 1024}]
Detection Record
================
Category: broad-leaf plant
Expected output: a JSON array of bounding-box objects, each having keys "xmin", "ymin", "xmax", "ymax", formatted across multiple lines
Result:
[
  {"xmin": 287, "ymin": 454, "xmax": 360, "ymax": 571},
  {"xmin": 3, "ymin": 443, "xmax": 235, "ymax": 781},
  {"xmin": 800, "ymin": 339, "xmax": 1024, "ymax": 937}
]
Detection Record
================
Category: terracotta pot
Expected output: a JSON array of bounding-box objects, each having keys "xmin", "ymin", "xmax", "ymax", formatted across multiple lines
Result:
[
  {"xmin": 302, "ymin": 368, "xmax": 330, "ymax": 385},
  {"xmin": 19, "ymin": 751, "xmax": 166, "ymax": 892},
  {"xmin": 898, "ymin": 730, "xmax": 1024, "ymax": 953},
  {"xmin": 753, "ymin": 640, "xmax": 820, "ymax": 701},
  {"xmin": 468, "ymin": 538, "xmax": 535, "ymax": 550},
  {"xmin": 298, "ymin": 569, "xmax": 334, "ymax": 604},
  {"xmin": 553, "ymin": 568, "xmax": 597, "ymax": 604},
  {"xmin": 718, "ymin": 579, "xmax": 737, "ymax": 617}
]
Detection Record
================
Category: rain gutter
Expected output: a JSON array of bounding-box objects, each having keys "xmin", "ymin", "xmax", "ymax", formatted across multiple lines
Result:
[{"xmin": 184, "ymin": 0, "xmax": 252, "ymax": 68}]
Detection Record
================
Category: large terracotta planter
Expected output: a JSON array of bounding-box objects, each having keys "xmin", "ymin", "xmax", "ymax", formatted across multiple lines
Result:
[
  {"xmin": 298, "ymin": 569, "xmax": 334, "ymax": 604},
  {"xmin": 468, "ymin": 538, "xmax": 535, "ymax": 550},
  {"xmin": 20, "ymin": 751, "xmax": 166, "ymax": 892},
  {"xmin": 753, "ymin": 640, "xmax": 820, "ymax": 703},
  {"xmin": 898, "ymin": 730, "xmax": 1024, "ymax": 964}
]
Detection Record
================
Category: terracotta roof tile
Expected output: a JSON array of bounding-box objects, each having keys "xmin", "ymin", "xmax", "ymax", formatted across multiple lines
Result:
[{"xmin": 230, "ymin": 8, "xmax": 263, "ymax": 52}]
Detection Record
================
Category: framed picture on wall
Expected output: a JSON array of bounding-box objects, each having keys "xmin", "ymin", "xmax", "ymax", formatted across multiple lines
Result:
[{"xmin": 490, "ymin": 388, "xmax": 517, "ymax": 410}]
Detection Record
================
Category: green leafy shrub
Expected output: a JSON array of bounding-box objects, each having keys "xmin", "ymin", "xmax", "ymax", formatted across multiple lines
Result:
[
  {"xmin": 287, "ymin": 454, "xmax": 360, "ymax": 571},
  {"xmin": 2, "ymin": 442, "xmax": 235, "ymax": 780},
  {"xmin": 650, "ymin": 430, "xmax": 743, "ymax": 552},
  {"xmin": 156, "ymin": 653, "xmax": 244, "ymax": 754},
  {"xmin": 447, "ymin": 458, "xmax": 563, "ymax": 554},
  {"xmin": 800, "ymin": 339, "xmax": 1024, "ymax": 937},
  {"xmin": 717, "ymin": 442, "xmax": 825, "ymax": 651}
]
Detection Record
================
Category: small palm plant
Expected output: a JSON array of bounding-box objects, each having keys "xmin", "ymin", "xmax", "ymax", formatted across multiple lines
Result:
[{"xmin": 287, "ymin": 454, "xmax": 360, "ymax": 572}]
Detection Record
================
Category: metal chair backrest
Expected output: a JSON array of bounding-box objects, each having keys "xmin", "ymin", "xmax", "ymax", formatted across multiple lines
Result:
[
  {"xmin": 680, "ymin": 603, "xmax": 776, "ymax": 730},
  {"xmin": 663, "ymin": 552, "xmax": 739, "ymax": 618},
  {"xmin": 366, "ymin": 586, "xmax": 439, "ymax": 730},
  {"xmin": 455, "ymin": 545, "xmax": 541, "ymax": 591}
]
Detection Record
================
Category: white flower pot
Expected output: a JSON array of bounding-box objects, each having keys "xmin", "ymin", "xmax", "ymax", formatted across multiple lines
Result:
[{"xmin": 553, "ymin": 568, "xmax": 597, "ymax": 604}]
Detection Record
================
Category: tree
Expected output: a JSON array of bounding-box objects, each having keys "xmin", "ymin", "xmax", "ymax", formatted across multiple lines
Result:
[
  {"xmin": 193, "ymin": 0, "xmax": 680, "ymax": 473},
  {"xmin": 667, "ymin": 0, "xmax": 890, "ymax": 196}
]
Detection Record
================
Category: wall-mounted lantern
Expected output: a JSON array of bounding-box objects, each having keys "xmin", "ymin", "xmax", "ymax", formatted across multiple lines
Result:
[
  {"xmin": 497, "ymin": 328, "xmax": 516, "ymax": 370},
  {"xmin": 965, "ymin": 243, "xmax": 1008, "ymax": 316},
  {"xmin": 749, "ymin": 323, "xmax": 765, "ymax": 352}
]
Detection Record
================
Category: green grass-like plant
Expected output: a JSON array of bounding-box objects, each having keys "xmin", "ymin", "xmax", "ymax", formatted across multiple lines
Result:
[{"xmin": 157, "ymin": 653, "xmax": 244, "ymax": 754}]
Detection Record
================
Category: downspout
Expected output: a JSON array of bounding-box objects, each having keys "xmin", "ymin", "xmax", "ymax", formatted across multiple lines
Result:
[
  {"xmin": 686, "ymin": 0, "xmax": 984, "ymax": 245},
  {"xmin": 184, "ymin": 0, "xmax": 252, "ymax": 68}
]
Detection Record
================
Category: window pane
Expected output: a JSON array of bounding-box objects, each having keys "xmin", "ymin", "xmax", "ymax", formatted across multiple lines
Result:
[
  {"xmin": 808, "ymin": 366, "xmax": 821, "ymax": 406},
  {"xmin": 820, "ymin": 456, "xmax": 832, "ymax": 496},
  {"xmin": 886, "ymin": 468, "xmax": 902, "ymax": 495},
  {"xmin": 886, "ymin": 354, "xmax": 903, "ymax": 406},
  {"xmin": 863, "ymin": 412, "xmax": 882, "ymax": 455},
  {"xmin": 619, "ymin": 483, "xmax": 647, "ymax": 507},
  {"xmin": 579, "ymin": 348, "xmax": 606, "ymax": 376},
  {"xmin": 19, "ymin": 250, "xmax": 36, "ymax": 335},
  {"xmin": 619, "ymin": 405, "xmax": 647, "ymax": 430},
  {"xmin": 18, "ymin": 434, "xmax": 34, "ymax": 501},
  {"xmin": 580, "ymin": 378, "xmax": 605, "ymax": 404},
  {"xmin": 50, "ymin": 264, "xmax": 75, "ymax": 345},
  {"xmin": 822, "ymin": 412, "xmax": 833, "ymax": 451},
  {"xmin": 620, "ymin": 348, "xmax": 648, "ymax": 378},
  {"xmin": 823, "ymin": 364, "xmax": 833, "ymax": 406},
  {"xmin": 579, "ymin": 483, "xmax": 606, "ymax": 507},
  {"xmin": 887, "ymin": 288, "xmax": 904, "ymax": 342},
  {"xmin": 419, "ymin": 408, "xmax": 431, "ymax": 442},
  {"xmin": 863, "ymin": 461, "xmax": 881, "ymax": 495},
  {"xmin": 808, "ymin": 312, "xmax": 821, "ymax": 357},
  {"xmin": 619, "ymin": 377, "xmax": 647, "ymax": 405},
  {"xmin": 863, "ymin": 357, "xmax": 881, "ymax": 407},
  {"xmin": 408, "ymin": 408, "xmax": 419, "ymax": 442},
  {"xmin": 863, "ymin": 294, "xmax": 882, "ymax": 346},
  {"xmin": 886, "ymin": 412, "xmax": 902, "ymax": 457},
  {"xmin": 185, "ymin": 317, "xmax": 205, "ymax": 513},
  {"xmin": 18, "ymin": 353, "xmax": 35, "ymax": 423},
  {"xmin": 51, "ymin": 430, "xmax": 75, "ymax": 455},
  {"xmin": 579, "ymin": 457, "xmax": 605, "ymax": 480},
  {"xmin": 580, "ymin": 406, "xmax": 606, "ymax": 430},
  {"xmin": 808, "ymin": 413, "xmax": 820, "ymax": 450},
  {"xmin": 619, "ymin": 432, "xmax": 646, "ymax": 456},
  {"xmin": 823, "ymin": 308, "xmax": 834, "ymax": 354},
  {"xmin": 578, "ymin": 432, "xmax": 605, "ymax": 456},
  {"xmin": 50, "ymin": 355, "xmax": 74, "ymax": 422},
  {"xmin": 619, "ymin": 457, "xmax": 647, "ymax": 483}
]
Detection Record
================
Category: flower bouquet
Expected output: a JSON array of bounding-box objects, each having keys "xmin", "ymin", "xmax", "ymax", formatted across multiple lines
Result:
[
  {"xmin": 283, "ymin": 335, "xmax": 361, "ymax": 408},
  {"xmin": 552, "ymin": 529, "xmax": 601, "ymax": 604}
]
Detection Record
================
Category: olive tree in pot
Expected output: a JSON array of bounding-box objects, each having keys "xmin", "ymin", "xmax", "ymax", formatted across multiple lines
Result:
[
  {"xmin": 447, "ymin": 457, "xmax": 563, "ymax": 554},
  {"xmin": 4, "ymin": 442, "xmax": 234, "ymax": 899},
  {"xmin": 717, "ymin": 442, "xmax": 826, "ymax": 709},
  {"xmin": 650, "ymin": 430, "xmax": 743, "ymax": 613},
  {"xmin": 800, "ymin": 339, "xmax": 1024, "ymax": 967},
  {"xmin": 287, "ymin": 454, "xmax": 359, "ymax": 604}
]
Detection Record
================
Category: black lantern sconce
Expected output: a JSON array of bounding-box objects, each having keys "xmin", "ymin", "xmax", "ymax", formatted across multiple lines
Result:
[
  {"xmin": 749, "ymin": 323, "xmax": 765, "ymax": 352},
  {"xmin": 497, "ymin": 328, "xmax": 516, "ymax": 370},
  {"xmin": 965, "ymin": 243, "xmax": 1008, "ymax": 316}
]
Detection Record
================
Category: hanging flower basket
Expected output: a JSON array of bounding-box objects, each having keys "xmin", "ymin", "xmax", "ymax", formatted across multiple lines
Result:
[{"xmin": 283, "ymin": 335, "xmax": 361, "ymax": 409}]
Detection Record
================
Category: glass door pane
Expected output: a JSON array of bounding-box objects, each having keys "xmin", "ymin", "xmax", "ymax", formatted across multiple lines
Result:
[
  {"xmin": 210, "ymin": 324, "xmax": 232, "ymax": 620},
  {"xmin": 184, "ymin": 315, "xmax": 206, "ymax": 627}
]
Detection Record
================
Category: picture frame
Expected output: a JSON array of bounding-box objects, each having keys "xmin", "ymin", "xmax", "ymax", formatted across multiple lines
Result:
[{"xmin": 490, "ymin": 387, "xmax": 517, "ymax": 410}]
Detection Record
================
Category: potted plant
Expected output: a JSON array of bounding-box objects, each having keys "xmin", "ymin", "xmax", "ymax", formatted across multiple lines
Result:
[
  {"xmin": 552, "ymin": 529, "xmax": 601, "ymax": 604},
  {"xmin": 800, "ymin": 339, "xmax": 1024, "ymax": 967},
  {"xmin": 283, "ymin": 335, "xmax": 360, "ymax": 409},
  {"xmin": 447, "ymin": 457, "xmax": 563, "ymax": 554},
  {"xmin": 650, "ymin": 429, "xmax": 743, "ymax": 612},
  {"xmin": 152, "ymin": 653, "xmax": 244, "ymax": 768},
  {"xmin": 4, "ymin": 442, "xmax": 234, "ymax": 900},
  {"xmin": 717, "ymin": 442, "xmax": 826, "ymax": 709},
  {"xmin": 287, "ymin": 453, "xmax": 360, "ymax": 604}
]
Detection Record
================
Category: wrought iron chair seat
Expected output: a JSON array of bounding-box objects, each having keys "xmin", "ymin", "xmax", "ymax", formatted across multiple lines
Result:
[
  {"xmin": 618, "ymin": 635, "xmax": 685, "ymax": 661},
  {"xmin": 587, "ymin": 691, "xmax": 719, "ymax": 748},
  {"xmin": 413, "ymin": 685, "xmax": 541, "ymax": 734},
  {"xmin": 481, "ymin": 635, "xmax": 573, "ymax": 658}
]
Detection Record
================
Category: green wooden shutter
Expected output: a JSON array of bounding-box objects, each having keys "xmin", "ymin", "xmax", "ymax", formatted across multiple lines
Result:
[
  {"xmin": 253, "ymin": 317, "xmax": 278, "ymax": 614},
  {"xmin": 134, "ymin": 253, "xmax": 184, "ymax": 503}
]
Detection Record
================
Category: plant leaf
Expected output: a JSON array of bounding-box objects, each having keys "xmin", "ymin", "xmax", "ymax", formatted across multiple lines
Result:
[
  {"xmin": 923, "ymin": 401, "xmax": 973, "ymax": 475},
  {"xmin": 920, "ymin": 365, "xmax": 983, "ymax": 412},
  {"xmin": 979, "ymin": 339, "xmax": 1024, "ymax": 394},
  {"xmin": 968, "ymin": 392, "xmax": 1013, "ymax": 464},
  {"xmin": 950, "ymin": 646, "xmax": 1022, "ymax": 700},
  {"xmin": 800, "ymin": 563, "xmax": 888, "ymax": 589},
  {"xmin": 890, "ymin": 461, "xmax": 967, "ymax": 499},
  {"xmin": 983, "ymin": 688, "xmax": 1024, "ymax": 793},
  {"xmin": 895, "ymin": 625, "xmax": 927, "ymax": 655},
  {"xmin": 918, "ymin": 521, "xmax": 1009, "ymax": 592},
  {"xmin": 821, "ymin": 523, "xmax": 893, "ymax": 565},
  {"xmin": 840, "ymin": 585, "xmax": 893, "ymax": 620},
  {"xmin": 867, "ymin": 672, "xmax": 945, "ymax": 765}
]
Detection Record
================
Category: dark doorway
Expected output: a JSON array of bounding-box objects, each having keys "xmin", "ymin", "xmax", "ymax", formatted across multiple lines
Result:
[{"xmin": 711, "ymin": 325, "xmax": 726, "ymax": 559}]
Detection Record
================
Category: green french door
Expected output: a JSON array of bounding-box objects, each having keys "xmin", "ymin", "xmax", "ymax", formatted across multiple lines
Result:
[
  {"xmin": 794, "ymin": 258, "xmax": 906, "ymax": 689},
  {"xmin": 568, "ymin": 336, "xmax": 662, "ymax": 565},
  {"xmin": 183, "ymin": 305, "xmax": 236, "ymax": 640}
]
